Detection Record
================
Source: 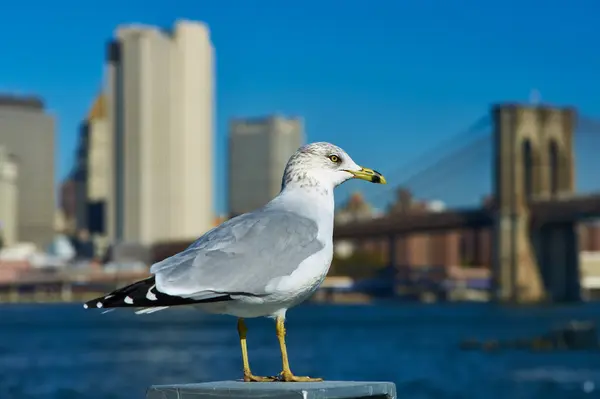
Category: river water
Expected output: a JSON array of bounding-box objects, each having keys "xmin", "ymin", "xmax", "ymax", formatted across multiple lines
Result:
[{"xmin": 0, "ymin": 302, "xmax": 599, "ymax": 398}]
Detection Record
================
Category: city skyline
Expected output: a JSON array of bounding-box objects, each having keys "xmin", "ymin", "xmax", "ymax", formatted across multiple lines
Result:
[
  {"xmin": 1, "ymin": 1, "xmax": 600, "ymax": 214},
  {"xmin": 63, "ymin": 21, "xmax": 216, "ymax": 247}
]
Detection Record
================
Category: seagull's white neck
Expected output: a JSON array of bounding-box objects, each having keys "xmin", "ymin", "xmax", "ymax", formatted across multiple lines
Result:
[{"xmin": 268, "ymin": 182, "xmax": 335, "ymax": 232}]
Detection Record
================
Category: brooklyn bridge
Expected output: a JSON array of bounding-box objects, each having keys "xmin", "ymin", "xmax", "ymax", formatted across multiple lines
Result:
[{"xmin": 334, "ymin": 103, "xmax": 600, "ymax": 304}]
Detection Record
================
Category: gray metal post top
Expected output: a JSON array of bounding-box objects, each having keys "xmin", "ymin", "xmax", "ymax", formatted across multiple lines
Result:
[{"xmin": 147, "ymin": 380, "xmax": 397, "ymax": 399}]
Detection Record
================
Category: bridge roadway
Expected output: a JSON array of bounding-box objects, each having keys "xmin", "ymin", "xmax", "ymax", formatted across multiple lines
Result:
[{"xmin": 333, "ymin": 194, "xmax": 600, "ymax": 239}]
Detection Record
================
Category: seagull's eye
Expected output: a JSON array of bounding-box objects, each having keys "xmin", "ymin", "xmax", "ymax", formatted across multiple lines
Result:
[{"xmin": 328, "ymin": 155, "xmax": 340, "ymax": 163}]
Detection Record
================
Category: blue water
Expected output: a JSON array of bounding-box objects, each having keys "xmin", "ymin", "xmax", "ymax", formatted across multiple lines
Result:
[{"xmin": 0, "ymin": 302, "xmax": 599, "ymax": 398}]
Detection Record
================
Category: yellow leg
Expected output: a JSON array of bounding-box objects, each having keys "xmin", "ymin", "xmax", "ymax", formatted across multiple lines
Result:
[
  {"xmin": 276, "ymin": 316, "xmax": 323, "ymax": 382},
  {"xmin": 237, "ymin": 318, "xmax": 276, "ymax": 382}
]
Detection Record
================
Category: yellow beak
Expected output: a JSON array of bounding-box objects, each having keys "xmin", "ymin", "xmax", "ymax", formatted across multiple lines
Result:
[{"xmin": 344, "ymin": 167, "xmax": 387, "ymax": 184}]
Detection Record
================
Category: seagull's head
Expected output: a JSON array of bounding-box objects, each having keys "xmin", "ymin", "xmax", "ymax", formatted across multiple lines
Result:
[{"xmin": 281, "ymin": 142, "xmax": 387, "ymax": 190}]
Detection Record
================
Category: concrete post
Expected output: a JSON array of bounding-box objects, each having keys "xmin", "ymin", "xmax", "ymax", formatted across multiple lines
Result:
[{"xmin": 147, "ymin": 381, "xmax": 397, "ymax": 399}]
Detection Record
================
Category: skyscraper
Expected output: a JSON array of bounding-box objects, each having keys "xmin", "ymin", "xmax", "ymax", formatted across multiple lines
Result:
[
  {"xmin": 0, "ymin": 146, "xmax": 18, "ymax": 247},
  {"xmin": 228, "ymin": 115, "xmax": 304, "ymax": 216},
  {"xmin": 105, "ymin": 20, "xmax": 214, "ymax": 245},
  {"xmin": 69, "ymin": 93, "xmax": 110, "ymax": 252},
  {"xmin": 59, "ymin": 178, "xmax": 77, "ymax": 233},
  {"xmin": 84, "ymin": 94, "xmax": 110, "ymax": 239},
  {"xmin": 0, "ymin": 95, "xmax": 55, "ymax": 247}
]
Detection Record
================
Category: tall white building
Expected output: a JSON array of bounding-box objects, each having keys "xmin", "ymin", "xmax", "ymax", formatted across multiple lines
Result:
[
  {"xmin": 0, "ymin": 146, "xmax": 18, "ymax": 247},
  {"xmin": 105, "ymin": 20, "xmax": 214, "ymax": 245}
]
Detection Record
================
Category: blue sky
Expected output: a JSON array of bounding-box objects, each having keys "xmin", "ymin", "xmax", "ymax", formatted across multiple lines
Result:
[{"xmin": 1, "ymin": 0, "xmax": 599, "ymax": 214}]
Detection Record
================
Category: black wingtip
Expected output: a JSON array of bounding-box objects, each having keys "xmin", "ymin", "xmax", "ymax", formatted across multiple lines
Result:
[
  {"xmin": 83, "ymin": 277, "xmax": 156, "ymax": 310},
  {"xmin": 82, "ymin": 276, "xmax": 236, "ymax": 310},
  {"xmin": 83, "ymin": 296, "xmax": 109, "ymax": 309}
]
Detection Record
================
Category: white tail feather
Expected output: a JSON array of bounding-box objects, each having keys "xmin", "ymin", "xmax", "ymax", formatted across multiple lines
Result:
[{"xmin": 135, "ymin": 306, "xmax": 170, "ymax": 315}]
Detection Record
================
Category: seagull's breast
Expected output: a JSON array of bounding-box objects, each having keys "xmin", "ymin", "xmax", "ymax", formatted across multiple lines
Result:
[
  {"xmin": 261, "ymin": 185, "xmax": 335, "ymax": 304},
  {"xmin": 266, "ymin": 237, "xmax": 333, "ymax": 302}
]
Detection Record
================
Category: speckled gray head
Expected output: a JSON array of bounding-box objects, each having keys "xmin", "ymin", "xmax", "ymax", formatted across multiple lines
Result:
[{"xmin": 281, "ymin": 142, "xmax": 387, "ymax": 190}]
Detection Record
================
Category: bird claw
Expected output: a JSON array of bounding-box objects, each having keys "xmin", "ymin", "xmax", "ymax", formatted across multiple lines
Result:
[
  {"xmin": 277, "ymin": 371, "xmax": 323, "ymax": 382},
  {"xmin": 243, "ymin": 373, "xmax": 277, "ymax": 382}
]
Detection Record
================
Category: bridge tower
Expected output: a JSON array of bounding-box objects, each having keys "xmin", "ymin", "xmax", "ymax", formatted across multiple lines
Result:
[{"xmin": 492, "ymin": 104, "xmax": 578, "ymax": 303}]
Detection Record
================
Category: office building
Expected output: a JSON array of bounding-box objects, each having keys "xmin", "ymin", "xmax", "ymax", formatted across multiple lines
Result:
[
  {"xmin": 228, "ymin": 115, "xmax": 304, "ymax": 216},
  {"xmin": 72, "ymin": 126, "xmax": 88, "ymax": 233},
  {"xmin": 85, "ymin": 94, "xmax": 110, "ymax": 242},
  {"xmin": 69, "ymin": 93, "xmax": 110, "ymax": 254},
  {"xmin": 72, "ymin": 94, "xmax": 110, "ymax": 231},
  {"xmin": 59, "ymin": 178, "xmax": 77, "ymax": 233},
  {"xmin": 336, "ymin": 192, "xmax": 375, "ymax": 224},
  {"xmin": 104, "ymin": 20, "xmax": 214, "ymax": 245},
  {"xmin": 0, "ymin": 95, "xmax": 55, "ymax": 247},
  {"xmin": 0, "ymin": 146, "xmax": 18, "ymax": 247}
]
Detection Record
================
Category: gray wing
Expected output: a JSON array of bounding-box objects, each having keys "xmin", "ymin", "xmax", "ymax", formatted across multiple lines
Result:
[{"xmin": 150, "ymin": 209, "xmax": 325, "ymax": 299}]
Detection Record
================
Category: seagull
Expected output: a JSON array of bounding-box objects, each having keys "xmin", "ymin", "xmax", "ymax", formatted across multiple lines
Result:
[{"xmin": 83, "ymin": 142, "xmax": 386, "ymax": 382}]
